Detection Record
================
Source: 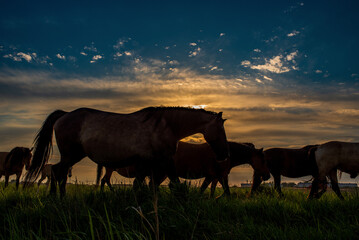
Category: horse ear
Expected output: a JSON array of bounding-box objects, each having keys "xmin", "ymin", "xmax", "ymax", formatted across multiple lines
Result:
[{"xmin": 217, "ymin": 112, "xmax": 223, "ymax": 118}]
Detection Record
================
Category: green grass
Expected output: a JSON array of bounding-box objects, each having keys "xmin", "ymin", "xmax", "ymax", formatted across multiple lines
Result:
[{"xmin": 0, "ymin": 183, "xmax": 358, "ymax": 240}]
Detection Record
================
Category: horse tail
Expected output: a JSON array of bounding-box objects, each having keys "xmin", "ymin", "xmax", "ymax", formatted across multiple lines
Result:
[
  {"xmin": 96, "ymin": 164, "xmax": 103, "ymax": 186},
  {"xmin": 24, "ymin": 110, "xmax": 67, "ymax": 186}
]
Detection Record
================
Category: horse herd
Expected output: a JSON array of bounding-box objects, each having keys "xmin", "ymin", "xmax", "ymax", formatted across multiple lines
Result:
[{"xmin": 1, "ymin": 107, "xmax": 358, "ymax": 200}]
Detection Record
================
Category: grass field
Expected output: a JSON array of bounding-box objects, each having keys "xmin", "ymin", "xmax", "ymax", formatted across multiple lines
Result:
[{"xmin": 0, "ymin": 183, "xmax": 358, "ymax": 240}]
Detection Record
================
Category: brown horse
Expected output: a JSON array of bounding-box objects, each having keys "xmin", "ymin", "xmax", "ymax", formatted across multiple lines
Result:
[
  {"xmin": 37, "ymin": 164, "xmax": 73, "ymax": 187},
  {"xmin": 98, "ymin": 141, "xmax": 270, "ymax": 197},
  {"xmin": 25, "ymin": 107, "xmax": 229, "ymax": 197},
  {"xmin": 251, "ymin": 145, "xmax": 319, "ymax": 195},
  {"xmin": 0, "ymin": 147, "xmax": 32, "ymax": 189},
  {"xmin": 309, "ymin": 141, "xmax": 359, "ymax": 200}
]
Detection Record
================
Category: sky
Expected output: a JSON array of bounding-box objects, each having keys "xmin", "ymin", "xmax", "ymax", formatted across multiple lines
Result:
[{"xmin": 1, "ymin": 0, "xmax": 359, "ymax": 184}]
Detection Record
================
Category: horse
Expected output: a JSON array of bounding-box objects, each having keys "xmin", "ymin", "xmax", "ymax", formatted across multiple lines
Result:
[
  {"xmin": 0, "ymin": 147, "xmax": 32, "ymax": 189},
  {"xmin": 25, "ymin": 107, "xmax": 230, "ymax": 197},
  {"xmin": 251, "ymin": 145, "xmax": 319, "ymax": 196},
  {"xmin": 97, "ymin": 141, "xmax": 270, "ymax": 197},
  {"xmin": 309, "ymin": 141, "xmax": 359, "ymax": 200},
  {"xmin": 37, "ymin": 164, "xmax": 73, "ymax": 187}
]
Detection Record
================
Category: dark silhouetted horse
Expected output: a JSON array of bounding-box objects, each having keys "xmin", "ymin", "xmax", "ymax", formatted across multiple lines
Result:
[
  {"xmin": 0, "ymin": 147, "xmax": 32, "ymax": 189},
  {"xmin": 251, "ymin": 145, "xmax": 319, "ymax": 196},
  {"xmin": 25, "ymin": 107, "xmax": 229, "ymax": 197},
  {"xmin": 98, "ymin": 141, "xmax": 270, "ymax": 197}
]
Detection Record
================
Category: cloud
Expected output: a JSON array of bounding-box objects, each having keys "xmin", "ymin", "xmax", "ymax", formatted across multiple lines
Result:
[
  {"xmin": 241, "ymin": 60, "xmax": 251, "ymax": 67},
  {"xmin": 113, "ymin": 38, "xmax": 131, "ymax": 49},
  {"xmin": 80, "ymin": 52, "xmax": 87, "ymax": 56},
  {"xmin": 220, "ymin": 33, "xmax": 225, "ymax": 37},
  {"xmin": 189, "ymin": 47, "xmax": 201, "ymax": 57},
  {"xmin": 315, "ymin": 69, "xmax": 322, "ymax": 73},
  {"xmin": 248, "ymin": 55, "xmax": 290, "ymax": 73},
  {"xmin": 286, "ymin": 51, "xmax": 298, "ymax": 61},
  {"xmin": 3, "ymin": 52, "xmax": 32, "ymax": 62},
  {"xmin": 242, "ymin": 52, "xmax": 298, "ymax": 74},
  {"xmin": 56, "ymin": 53, "xmax": 66, "ymax": 60},
  {"xmin": 263, "ymin": 76, "xmax": 273, "ymax": 81},
  {"xmin": 90, "ymin": 55, "xmax": 103, "ymax": 63},
  {"xmin": 84, "ymin": 44, "xmax": 97, "ymax": 52},
  {"xmin": 189, "ymin": 43, "xmax": 197, "ymax": 46},
  {"xmin": 210, "ymin": 66, "xmax": 223, "ymax": 71},
  {"xmin": 287, "ymin": 30, "xmax": 300, "ymax": 37},
  {"xmin": 253, "ymin": 49, "xmax": 261, "ymax": 53}
]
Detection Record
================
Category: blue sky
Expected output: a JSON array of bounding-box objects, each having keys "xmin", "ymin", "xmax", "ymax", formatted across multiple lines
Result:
[{"xmin": 1, "ymin": 1, "xmax": 359, "ymax": 182}]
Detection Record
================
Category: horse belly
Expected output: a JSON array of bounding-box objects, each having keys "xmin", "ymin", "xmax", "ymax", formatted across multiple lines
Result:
[
  {"xmin": 80, "ymin": 122, "xmax": 154, "ymax": 167},
  {"xmin": 174, "ymin": 150, "xmax": 217, "ymax": 179}
]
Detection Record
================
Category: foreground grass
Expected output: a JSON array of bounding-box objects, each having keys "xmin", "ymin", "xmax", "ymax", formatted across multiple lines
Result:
[{"xmin": 0, "ymin": 183, "xmax": 358, "ymax": 240}]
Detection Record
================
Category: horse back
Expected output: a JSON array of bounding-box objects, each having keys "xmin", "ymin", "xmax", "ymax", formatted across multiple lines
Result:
[
  {"xmin": 54, "ymin": 108, "xmax": 171, "ymax": 167},
  {"xmin": 264, "ymin": 147, "xmax": 316, "ymax": 177},
  {"xmin": 316, "ymin": 141, "xmax": 359, "ymax": 173}
]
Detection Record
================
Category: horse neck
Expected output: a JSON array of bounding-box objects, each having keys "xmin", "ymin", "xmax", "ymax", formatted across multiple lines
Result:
[
  {"xmin": 229, "ymin": 142, "xmax": 252, "ymax": 167},
  {"xmin": 162, "ymin": 110, "xmax": 213, "ymax": 140}
]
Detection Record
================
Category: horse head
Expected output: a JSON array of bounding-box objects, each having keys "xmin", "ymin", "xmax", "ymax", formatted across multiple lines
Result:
[
  {"xmin": 202, "ymin": 112, "xmax": 230, "ymax": 163},
  {"xmin": 251, "ymin": 148, "xmax": 270, "ymax": 181}
]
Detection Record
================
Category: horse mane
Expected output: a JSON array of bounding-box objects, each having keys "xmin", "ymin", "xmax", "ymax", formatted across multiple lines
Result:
[
  {"xmin": 139, "ymin": 106, "xmax": 218, "ymax": 116},
  {"xmin": 139, "ymin": 106, "xmax": 219, "ymax": 129},
  {"xmin": 301, "ymin": 144, "xmax": 319, "ymax": 151},
  {"xmin": 5, "ymin": 147, "xmax": 27, "ymax": 166}
]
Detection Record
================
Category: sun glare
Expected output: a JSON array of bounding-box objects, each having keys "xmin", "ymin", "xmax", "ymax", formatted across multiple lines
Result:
[{"xmin": 191, "ymin": 105, "xmax": 207, "ymax": 109}]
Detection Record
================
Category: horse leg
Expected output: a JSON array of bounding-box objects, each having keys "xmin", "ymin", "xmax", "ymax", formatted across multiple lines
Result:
[
  {"xmin": 210, "ymin": 179, "xmax": 218, "ymax": 197},
  {"xmin": 273, "ymin": 174, "xmax": 283, "ymax": 196},
  {"xmin": 15, "ymin": 172, "xmax": 21, "ymax": 190},
  {"xmin": 200, "ymin": 176, "xmax": 213, "ymax": 195},
  {"xmin": 101, "ymin": 168, "xmax": 114, "ymax": 191},
  {"xmin": 133, "ymin": 175, "xmax": 146, "ymax": 192},
  {"xmin": 4, "ymin": 174, "xmax": 9, "ymax": 188},
  {"xmin": 329, "ymin": 170, "xmax": 344, "ymax": 200},
  {"xmin": 308, "ymin": 177, "xmax": 319, "ymax": 199},
  {"xmin": 316, "ymin": 176, "xmax": 328, "ymax": 199},
  {"xmin": 51, "ymin": 157, "xmax": 77, "ymax": 197},
  {"xmin": 150, "ymin": 170, "xmax": 167, "ymax": 192},
  {"xmin": 219, "ymin": 176, "xmax": 231, "ymax": 197},
  {"xmin": 250, "ymin": 171, "xmax": 263, "ymax": 195},
  {"xmin": 164, "ymin": 159, "xmax": 180, "ymax": 191}
]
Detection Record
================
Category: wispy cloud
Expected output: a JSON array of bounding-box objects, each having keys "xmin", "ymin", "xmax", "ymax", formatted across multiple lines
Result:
[
  {"xmin": 242, "ymin": 52, "xmax": 298, "ymax": 74},
  {"xmin": 3, "ymin": 52, "xmax": 33, "ymax": 62},
  {"xmin": 189, "ymin": 47, "xmax": 201, "ymax": 57},
  {"xmin": 56, "ymin": 53, "xmax": 66, "ymax": 60},
  {"xmin": 90, "ymin": 55, "xmax": 103, "ymax": 63},
  {"xmin": 287, "ymin": 30, "xmax": 300, "ymax": 37}
]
